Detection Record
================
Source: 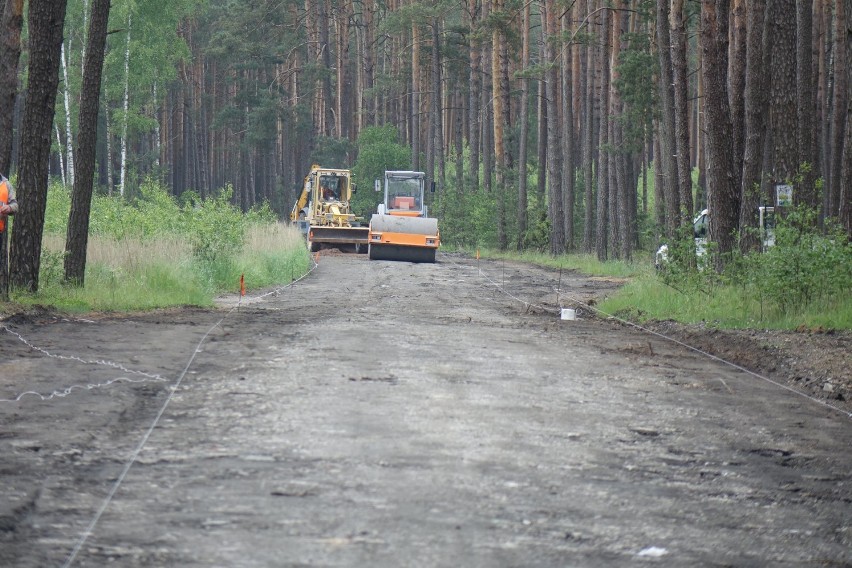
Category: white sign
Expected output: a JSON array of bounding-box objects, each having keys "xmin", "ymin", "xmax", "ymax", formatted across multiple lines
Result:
[{"xmin": 776, "ymin": 184, "xmax": 793, "ymax": 206}]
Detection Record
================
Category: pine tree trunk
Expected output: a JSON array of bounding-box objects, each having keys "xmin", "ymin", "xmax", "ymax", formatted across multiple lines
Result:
[
  {"xmin": 467, "ymin": 0, "xmax": 481, "ymax": 193},
  {"xmin": 0, "ymin": 0, "xmax": 24, "ymax": 176},
  {"xmin": 492, "ymin": 0, "xmax": 508, "ymax": 250},
  {"xmin": 671, "ymin": 0, "xmax": 694, "ymax": 221},
  {"xmin": 595, "ymin": 5, "xmax": 610, "ymax": 261},
  {"xmin": 827, "ymin": 0, "xmax": 848, "ymax": 218},
  {"xmin": 728, "ymin": 0, "xmax": 746, "ymax": 195},
  {"xmin": 561, "ymin": 9, "xmax": 575, "ymax": 251},
  {"xmin": 582, "ymin": 2, "xmax": 595, "ymax": 253},
  {"xmin": 517, "ymin": 0, "xmax": 531, "ymax": 249},
  {"xmin": 615, "ymin": 5, "xmax": 631, "ymax": 261},
  {"xmin": 431, "ymin": 18, "xmax": 443, "ymax": 188},
  {"xmin": 699, "ymin": 0, "xmax": 739, "ymax": 267},
  {"xmin": 796, "ymin": 0, "xmax": 818, "ymax": 207},
  {"xmin": 412, "ymin": 23, "xmax": 421, "ymax": 170},
  {"xmin": 9, "ymin": 0, "xmax": 69, "ymax": 292},
  {"xmin": 64, "ymin": 0, "xmax": 111, "ymax": 285},
  {"xmin": 739, "ymin": 0, "xmax": 770, "ymax": 252},
  {"xmin": 536, "ymin": 33, "xmax": 547, "ymax": 203},
  {"xmin": 770, "ymin": 0, "xmax": 799, "ymax": 196},
  {"xmin": 543, "ymin": 0, "xmax": 563, "ymax": 255},
  {"xmin": 362, "ymin": 0, "xmax": 376, "ymax": 128},
  {"xmin": 656, "ymin": 1, "xmax": 680, "ymax": 238}
]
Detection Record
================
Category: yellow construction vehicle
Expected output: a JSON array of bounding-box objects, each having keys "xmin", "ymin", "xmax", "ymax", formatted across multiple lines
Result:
[
  {"xmin": 290, "ymin": 165, "xmax": 368, "ymax": 252},
  {"xmin": 368, "ymin": 171, "xmax": 440, "ymax": 263}
]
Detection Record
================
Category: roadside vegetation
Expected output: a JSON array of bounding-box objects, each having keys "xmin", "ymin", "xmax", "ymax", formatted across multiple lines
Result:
[
  {"xmin": 7, "ymin": 180, "xmax": 310, "ymax": 312},
  {"xmin": 470, "ymin": 206, "xmax": 851, "ymax": 331},
  {"xmin": 6, "ymin": 130, "xmax": 848, "ymax": 332}
]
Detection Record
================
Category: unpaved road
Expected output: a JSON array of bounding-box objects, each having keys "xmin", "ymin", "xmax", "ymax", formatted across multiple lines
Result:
[{"xmin": 1, "ymin": 253, "xmax": 850, "ymax": 567}]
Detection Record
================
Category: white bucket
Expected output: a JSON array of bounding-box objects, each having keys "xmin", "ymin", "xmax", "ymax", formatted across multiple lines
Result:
[{"xmin": 560, "ymin": 308, "xmax": 576, "ymax": 321}]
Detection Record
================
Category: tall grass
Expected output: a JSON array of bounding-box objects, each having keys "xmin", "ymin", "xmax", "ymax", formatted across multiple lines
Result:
[
  {"xmin": 599, "ymin": 274, "xmax": 852, "ymax": 330},
  {"xmin": 18, "ymin": 225, "xmax": 310, "ymax": 312},
  {"xmin": 6, "ymin": 180, "xmax": 310, "ymax": 312},
  {"xmin": 467, "ymin": 238, "xmax": 850, "ymax": 330},
  {"xmin": 600, "ymin": 207, "xmax": 852, "ymax": 330}
]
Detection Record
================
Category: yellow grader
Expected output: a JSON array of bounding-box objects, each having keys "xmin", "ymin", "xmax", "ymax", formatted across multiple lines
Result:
[
  {"xmin": 368, "ymin": 171, "xmax": 440, "ymax": 263},
  {"xmin": 290, "ymin": 165, "xmax": 369, "ymax": 252}
]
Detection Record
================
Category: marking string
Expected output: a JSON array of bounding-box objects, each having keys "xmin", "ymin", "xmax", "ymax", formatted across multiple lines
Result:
[{"xmin": 440, "ymin": 251, "xmax": 851, "ymax": 420}]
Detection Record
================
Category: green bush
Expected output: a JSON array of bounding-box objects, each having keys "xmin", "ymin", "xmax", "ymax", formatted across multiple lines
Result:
[
  {"xmin": 734, "ymin": 207, "xmax": 851, "ymax": 315},
  {"xmin": 643, "ymin": 205, "xmax": 852, "ymax": 329},
  {"xmin": 26, "ymin": 178, "xmax": 305, "ymax": 312}
]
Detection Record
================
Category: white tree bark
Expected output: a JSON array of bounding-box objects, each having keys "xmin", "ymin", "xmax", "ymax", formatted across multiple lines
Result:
[
  {"xmin": 81, "ymin": 0, "xmax": 90, "ymax": 74},
  {"xmin": 105, "ymin": 109, "xmax": 113, "ymax": 194},
  {"xmin": 119, "ymin": 13, "xmax": 132, "ymax": 197},
  {"xmin": 61, "ymin": 42, "xmax": 75, "ymax": 187},
  {"xmin": 55, "ymin": 124, "xmax": 66, "ymax": 187}
]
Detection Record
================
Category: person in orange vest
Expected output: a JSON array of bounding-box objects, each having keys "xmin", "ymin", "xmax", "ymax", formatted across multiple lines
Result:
[{"xmin": 0, "ymin": 174, "xmax": 17, "ymax": 231}]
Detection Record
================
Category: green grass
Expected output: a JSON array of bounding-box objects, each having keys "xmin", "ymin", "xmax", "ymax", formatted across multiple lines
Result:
[
  {"xmin": 598, "ymin": 274, "xmax": 852, "ymax": 330},
  {"xmin": 7, "ymin": 224, "xmax": 310, "ymax": 313},
  {"xmin": 457, "ymin": 247, "xmax": 851, "ymax": 331}
]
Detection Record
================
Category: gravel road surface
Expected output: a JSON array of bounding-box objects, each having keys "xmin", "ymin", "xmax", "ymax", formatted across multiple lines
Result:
[{"xmin": 1, "ymin": 253, "xmax": 850, "ymax": 567}]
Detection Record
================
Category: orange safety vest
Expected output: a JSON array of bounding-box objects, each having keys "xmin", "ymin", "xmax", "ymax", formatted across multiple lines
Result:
[{"xmin": 0, "ymin": 179, "xmax": 9, "ymax": 233}]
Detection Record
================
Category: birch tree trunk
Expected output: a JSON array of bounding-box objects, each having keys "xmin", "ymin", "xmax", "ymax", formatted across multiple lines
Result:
[
  {"xmin": 119, "ymin": 12, "xmax": 132, "ymax": 197},
  {"xmin": 55, "ymin": 125, "xmax": 66, "ymax": 187},
  {"xmin": 61, "ymin": 42, "xmax": 75, "ymax": 187}
]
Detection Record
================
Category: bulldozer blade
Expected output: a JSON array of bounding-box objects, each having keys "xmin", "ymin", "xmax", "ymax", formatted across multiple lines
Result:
[{"xmin": 309, "ymin": 226, "xmax": 370, "ymax": 245}]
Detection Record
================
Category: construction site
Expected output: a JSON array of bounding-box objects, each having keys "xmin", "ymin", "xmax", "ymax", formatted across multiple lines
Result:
[{"xmin": 1, "ymin": 253, "xmax": 850, "ymax": 567}]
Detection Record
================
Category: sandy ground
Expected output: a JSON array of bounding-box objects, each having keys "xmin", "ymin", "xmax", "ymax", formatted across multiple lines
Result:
[{"xmin": 1, "ymin": 252, "xmax": 850, "ymax": 567}]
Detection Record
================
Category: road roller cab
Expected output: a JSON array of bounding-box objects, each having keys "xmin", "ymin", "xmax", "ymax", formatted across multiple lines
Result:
[{"xmin": 369, "ymin": 171, "xmax": 440, "ymax": 263}]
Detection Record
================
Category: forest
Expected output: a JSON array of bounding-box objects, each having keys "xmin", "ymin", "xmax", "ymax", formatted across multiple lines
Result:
[{"xmin": 1, "ymin": 0, "xmax": 851, "ymax": 293}]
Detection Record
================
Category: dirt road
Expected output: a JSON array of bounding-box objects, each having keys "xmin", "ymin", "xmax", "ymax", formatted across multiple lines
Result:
[{"xmin": 1, "ymin": 253, "xmax": 850, "ymax": 567}]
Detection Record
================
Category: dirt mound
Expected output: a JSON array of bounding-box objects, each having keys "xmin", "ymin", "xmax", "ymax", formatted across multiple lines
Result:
[{"xmin": 642, "ymin": 321, "xmax": 851, "ymax": 415}]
